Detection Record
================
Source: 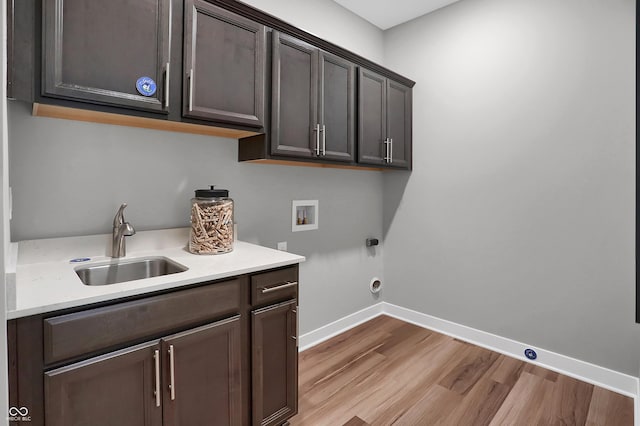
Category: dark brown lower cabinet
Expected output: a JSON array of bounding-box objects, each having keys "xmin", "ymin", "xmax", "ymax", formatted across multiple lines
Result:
[
  {"xmin": 8, "ymin": 266, "xmax": 299, "ymax": 426},
  {"xmin": 252, "ymin": 300, "xmax": 298, "ymax": 426},
  {"xmin": 44, "ymin": 341, "xmax": 162, "ymax": 426},
  {"xmin": 162, "ymin": 318, "xmax": 242, "ymax": 426},
  {"xmin": 44, "ymin": 316, "xmax": 242, "ymax": 426}
]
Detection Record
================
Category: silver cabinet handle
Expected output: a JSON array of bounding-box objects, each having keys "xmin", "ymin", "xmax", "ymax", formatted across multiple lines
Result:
[
  {"xmin": 383, "ymin": 138, "xmax": 390, "ymax": 163},
  {"xmin": 321, "ymin": 125, "xmax": 326, "ymax": 156},
  {"xmin": 168, "ymin": 345, "xmax": 176, "ymax": 400},
  {"xmin": 261, "ymin": 281, "xmax": 298, "ymax": 294},
  {"xmin": 188, "ymin": 69, "xmax": 194, "ymax": 112},
  {"xmin": 154, "ymin": 350, "xmax": 161, "ymax": 407},
  {"xmin": 314, "ymin": 124, "xmax": 320, "ymax": 156},
  {"xmin": 292, "ymin": 306, "xmax": 299, "ymax": 347},
  {"xmin": 164, "ymin": 62, "xmax": 170, "ymax": 108},
  {"xmin": 390, "ymin": 138, "xmax": 393, "ymax": 164},
  {"xmin": 387, "ymin": 138, "xmax": 390, "ymax": 163},
  {"xmin": 382, "ymin": 138, "xmax": 389, "ymax": 163}
]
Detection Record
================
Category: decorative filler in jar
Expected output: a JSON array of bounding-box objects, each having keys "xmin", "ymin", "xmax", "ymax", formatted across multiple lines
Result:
[{"xmin": 189, "ymin": 185, "xmax": 234, "ymax": 254}]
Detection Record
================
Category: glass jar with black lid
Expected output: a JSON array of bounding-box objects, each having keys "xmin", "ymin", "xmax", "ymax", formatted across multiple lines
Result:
[{"xmin": 189, "ymin": 185, "xmax": 234, "ymax": 254}]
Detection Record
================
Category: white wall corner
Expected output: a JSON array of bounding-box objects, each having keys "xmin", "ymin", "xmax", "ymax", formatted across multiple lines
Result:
[{"xmin": 299, "ymin": 303, "xmax": 384, "ymax": 351}]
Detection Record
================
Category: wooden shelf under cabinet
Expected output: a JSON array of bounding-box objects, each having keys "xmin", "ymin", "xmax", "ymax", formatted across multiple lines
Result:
[{"xmin": 32, "ymin": 103, "xmax": 259, "ymax": 139}]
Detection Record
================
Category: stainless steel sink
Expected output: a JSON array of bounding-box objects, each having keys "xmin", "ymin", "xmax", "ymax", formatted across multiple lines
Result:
[{"xmin": 75, "ymin": 256, "xmax": 188, "ymax": 286}]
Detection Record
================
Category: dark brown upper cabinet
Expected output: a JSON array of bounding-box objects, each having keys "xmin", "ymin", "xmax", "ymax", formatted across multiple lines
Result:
[
  {"xmin": 183, "ymin": 0, "xmax": 266, "ymax": 128},
  {"xmin": 271, "ymin": 32, "xmax": 355, "ymax": 162},
  {"xmin": 42, "ymin": 0, "xmax": 172, "ymax": 113},
  {"xmin": 12, "ymin": 0, "xmax": 414, "ymax": 168},
  {"xmin": 270, "ymin": 33, "xmax": 318, "ymax": 159},
  {"xmin": 319, "ymin": 51, "xmax": 356, "ymax": 162},
  {"xmin": 358, "ymin": 68, "xmax": 412, "ymax": 169}
]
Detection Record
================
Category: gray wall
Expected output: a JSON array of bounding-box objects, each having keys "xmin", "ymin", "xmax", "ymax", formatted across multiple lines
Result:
[
  {"xmin": 383, "ymin": 0, "xmax": 639, "ymax": 376},
  {"xmin": 7, "ymin": 0, "xmax": 385, "ymax": 335},
  {"xmin": 8, "ymin": 101, "xmax": 385, "ymax": 333}
]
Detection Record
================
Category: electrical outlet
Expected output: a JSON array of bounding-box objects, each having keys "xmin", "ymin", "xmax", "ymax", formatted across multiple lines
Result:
[{"xmin": 277, "ymin": 241, "xmax": 287, "ymax": 251}]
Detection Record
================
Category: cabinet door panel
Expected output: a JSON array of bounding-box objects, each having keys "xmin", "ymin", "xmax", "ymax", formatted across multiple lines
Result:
[
  {"xmin": 271, "ymin": 32, "xmax": 318, "ymax": 158},
  {"xmin": 162, "ymin": 316, "xmax": 242, "ymax": 426},
  {"xmin": 358, "ymin": 68, "xmax": 387, "ymax": 165},
  {"xmin": 184, "ymin": 0, "xmax": 265, "ymax": 127},
  {"xmin": 252, "ymin": 300, "xmax": 297, "ymax": 426},
  {"xmin": 44, "ymin": 341, "xmax": 162, "ymax": 426},
  {"xmin": 387, "ymin": 80, "xmax": 412, "ymax": 169},
  {"xmin": 319, "ymin": 52, "xmax": 355, "ymax": 162},
  {"xmin": 43, "ymin": 0, "xmax": 170, "ymax": 112}
]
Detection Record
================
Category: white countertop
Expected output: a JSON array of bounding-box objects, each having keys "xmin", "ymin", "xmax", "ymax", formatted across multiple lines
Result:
[{"xmin": 7, "ymin": 228, "xmax": 305, "ymax": 319}]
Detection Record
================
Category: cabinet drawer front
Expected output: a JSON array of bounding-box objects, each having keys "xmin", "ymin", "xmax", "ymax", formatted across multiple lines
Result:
[
  {"xmin": 251, "ymin": 266, "xmax": 298, "ymax": 306},
  {"xmin": 44, "ymin": 279, "xmax": 241, "ymax": 364}
]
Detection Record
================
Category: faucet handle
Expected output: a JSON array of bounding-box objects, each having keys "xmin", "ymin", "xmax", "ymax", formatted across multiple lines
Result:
[
  {"xmin": 113, "ymin": 203, "xmax": 128, "ymax": 228},
  {"xmin": 122, "ymin": 221, "xmax": 136, "ymax": 237}
]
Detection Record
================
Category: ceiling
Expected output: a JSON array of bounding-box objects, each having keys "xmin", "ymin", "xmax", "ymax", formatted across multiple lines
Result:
[{"xmin": 333, "ymin": 0, "xmax": 462, "ymax": 30}]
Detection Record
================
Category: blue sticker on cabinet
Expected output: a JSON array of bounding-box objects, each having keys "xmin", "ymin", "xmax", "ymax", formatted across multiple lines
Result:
[{"xmin": 136, "ymin": 76, "xmax": 157, "ymax": 97}]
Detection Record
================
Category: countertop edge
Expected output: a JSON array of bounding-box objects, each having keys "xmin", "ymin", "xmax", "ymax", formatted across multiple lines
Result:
[
  {"xmin": 5, "ymin": 242, "xmax": 19, "ymax": 312},
  {"xmin": 7, "ymin": 256, "xmax": 304, "ymax": 320}
]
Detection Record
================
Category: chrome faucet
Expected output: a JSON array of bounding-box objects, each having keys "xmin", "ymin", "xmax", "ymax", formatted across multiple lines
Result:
[{"xmin": 112, "ymin": 203, "xmax": 136, "ymax": 258}]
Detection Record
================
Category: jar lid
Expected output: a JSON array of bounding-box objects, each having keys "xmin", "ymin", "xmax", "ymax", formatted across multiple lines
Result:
[{"xmin": 195, "ymin": 185, "xmax": 229, "ymax": 198}]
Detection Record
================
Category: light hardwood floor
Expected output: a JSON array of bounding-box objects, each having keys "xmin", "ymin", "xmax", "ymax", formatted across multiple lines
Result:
[{"xmin": 289, "ymin": 315, "xmax": 633, "ymax": 426}]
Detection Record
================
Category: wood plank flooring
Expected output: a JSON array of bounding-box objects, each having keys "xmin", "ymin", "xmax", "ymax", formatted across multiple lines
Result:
[{"xmin": 289, "ymin": 315, "xmax": 633, "ymax": 426}]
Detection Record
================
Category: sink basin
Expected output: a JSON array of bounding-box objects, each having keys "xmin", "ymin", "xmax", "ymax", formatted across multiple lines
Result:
[{"xmin": 75, "ymin": 256, "xmax": 188, "ymax": 286}]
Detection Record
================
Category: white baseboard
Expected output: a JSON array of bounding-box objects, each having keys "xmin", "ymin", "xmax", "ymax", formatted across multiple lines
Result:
[
  {"xmin": 299, "ymin": 301, "xmax": 639, "ymax": 401},
  {"xmin": 382, "ymin": 303, "xmax": 638, "ymax": 398},
  {"xmin": 298, "ymin": 303, "xmax": 384, "ymax": 351}
]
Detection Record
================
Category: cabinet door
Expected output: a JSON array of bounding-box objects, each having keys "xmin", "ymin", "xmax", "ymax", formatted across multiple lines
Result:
[
  {"xmin": 358, "ymin": 68, "xmax": 387, "ymax": 165},
  {"xmin": 271, "ymin": 32, "xmax": 319, "ymax": 158},
  {"xmin": 42, "ymin": 0, "xmax": 171, "ymax": 112},
  {"xmin": 44, "ymin": 341, "xmax": 162, "ymax": 426},
  {"xmin": 183, "ymin": 0, "xmax": 266, "ymax": 127},
  {"xmin": 319, "ymin": 51, "xmax": 355, "ymax": 162},
  {"xmin": 162, "ymin": 316, "xmax": 242, "ymax": 426},
  {"xmin": 252, "ymin": 300, "xmax": 298, "ymax": 426},
  {"xmin": 386, "ymin": 80, "xmax": 412, "ymax": 169}
]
